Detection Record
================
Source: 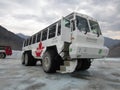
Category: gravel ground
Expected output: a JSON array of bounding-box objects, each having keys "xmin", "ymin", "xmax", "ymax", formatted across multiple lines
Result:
[{"xmin": 0, "ymin": 51, "xmax": 120, "ymax": 90}]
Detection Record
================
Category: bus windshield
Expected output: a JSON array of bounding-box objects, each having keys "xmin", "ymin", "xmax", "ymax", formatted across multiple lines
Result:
[
  {"xmin": 89, "ymin": 20, "xmax": 102, "ymax": 35},
  {"xmin": 76, "ymin": 16, "xmax": 90, "ymax": 32}
]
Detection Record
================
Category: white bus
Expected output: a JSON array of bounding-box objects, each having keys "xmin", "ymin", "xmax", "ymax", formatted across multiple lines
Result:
[{"xmin": 21, "ymin": 12, "xmax": 109, "ymax": 73}]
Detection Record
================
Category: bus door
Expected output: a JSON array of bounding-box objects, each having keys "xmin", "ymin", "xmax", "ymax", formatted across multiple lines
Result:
[{"xmin": 61, "ymin": 18, "xmax": 71, "ymax": 43}]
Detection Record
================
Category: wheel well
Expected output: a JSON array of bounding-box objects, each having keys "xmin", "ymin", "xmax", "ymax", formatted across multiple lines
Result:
[
  {"xmin": 46, "ymin": 46, "xmax": 58, "ymax": 54},
  {"xmin": 23, "ymin": 50, "xmax": 32, "ymax": 55}
]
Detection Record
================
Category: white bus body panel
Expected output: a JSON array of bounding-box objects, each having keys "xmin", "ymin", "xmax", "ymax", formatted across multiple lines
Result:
[{"xmin": 23, "ymin": 36, "xmax": 64, "ymax": 59}]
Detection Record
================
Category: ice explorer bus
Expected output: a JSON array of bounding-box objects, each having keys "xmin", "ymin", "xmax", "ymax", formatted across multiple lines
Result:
[{"xmin": 21, "ymin": 12, "xmax": 109, "ymax": 73}]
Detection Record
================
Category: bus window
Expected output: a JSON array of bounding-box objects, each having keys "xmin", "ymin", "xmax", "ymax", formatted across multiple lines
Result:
[
  {"xmin": 89, "ymin": 20, "xmax": 102, "ymax": 35},
  {"xmin": 76, "ymin": 16, "xmax": 90, "ymax": 33},
  {"xmin": 29, "ymin": 37, "xmax": 32, "ymax": 45},
  {"xmin": 64, "ymin": 18, "xmax": 70, "ymax": 28},
  {"xmin": 24, "ymin": 41, "xmax": 26, "ymax": 47},
  {"xmin": 26, "ymin": 39, "xmax": 29, "ymax": 46},
  {"xmin": 37, "ymin": 32, "xmax": 41, "ymax": 42},
  {"xmin": 42, "ymin": 29, "xmax": 48, "ymax": 41},
  {"xmin": 48, "ymin": 25, "xmax": 56, "ymax": 39},
  {"xmin": 32, "ymin": 35, "xmax": 36, "ymax": 44}
]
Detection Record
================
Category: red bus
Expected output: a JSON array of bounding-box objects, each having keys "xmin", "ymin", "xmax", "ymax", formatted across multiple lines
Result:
[{"xmin": 0, "ymin": 46, "xmax": 12, "ymax": 59}]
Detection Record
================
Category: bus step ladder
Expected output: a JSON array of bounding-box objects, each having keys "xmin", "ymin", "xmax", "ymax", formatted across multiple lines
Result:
[{"xmin": 57, "ymin": 60, "xmax": 77, "ymax": 73}]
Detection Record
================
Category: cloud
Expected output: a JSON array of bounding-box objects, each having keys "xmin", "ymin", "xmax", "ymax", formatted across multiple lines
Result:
[
  {"xmin": 103, "ymin": 30, "xmax": 120, "ymax": 39},
  {"xmin": 0, "ymin": 0, "xmax": 120, "ymax": 39}
]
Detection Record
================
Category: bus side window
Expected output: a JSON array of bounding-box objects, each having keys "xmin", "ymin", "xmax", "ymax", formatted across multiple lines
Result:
[
  {"xmin": 48, "ymin": 25, "xmax": 56, "ymax": 39},
  {"xmin": 64, "ymin": 18, "xmax": 70, "ymax": 28},
  {"xmin": 29, "ymin": 38, "xmax": 32, "ymax": 45},
  {"xmin": 57, "ymin": 24, "xmax": 61, "ymax": 36},
  {"xmin": 37, "ymin": 32, "xmax": 41, "ymax": 42},
  {"xmin": 26, "ymin": 39, "xmax": 28, "ymax": 46},
  {"xmin": 24, "ymin": 41, "xmax": 26, "ymax": 47},
  {"xmin": 42, "ymin": 29, "xmax": 48, "ymax": 41},
  {"xmin": 32, "ymin": 35, "xmax": 36, "ymax": 44},
  {"xmin": 26, "ymin": 40, "xmax": 28, "ymax": 46}
]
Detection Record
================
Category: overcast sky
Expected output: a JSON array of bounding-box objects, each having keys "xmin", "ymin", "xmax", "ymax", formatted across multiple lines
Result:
[{"xmin": 0, "ymin": 0, "xmax": 120, "ymax": 39}]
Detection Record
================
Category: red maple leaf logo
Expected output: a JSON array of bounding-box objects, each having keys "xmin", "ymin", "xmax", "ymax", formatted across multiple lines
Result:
[{"xmin": 35, "ymin": 42, "xmax": 44, "ymax": 57}]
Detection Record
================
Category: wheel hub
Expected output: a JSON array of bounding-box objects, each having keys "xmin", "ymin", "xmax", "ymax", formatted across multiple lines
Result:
[
  {"xmin": 43, "ymin": 56, "xmax": 51, "ymax": 71},
  {"xmin": 0, "ymin": 53, "xmax": 4, "ymax": 59}
]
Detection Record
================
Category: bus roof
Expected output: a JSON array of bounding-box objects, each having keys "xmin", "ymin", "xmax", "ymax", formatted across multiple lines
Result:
[{"xmin": 25, "ymin": 12, "xmax": 97, "ymax": 40}]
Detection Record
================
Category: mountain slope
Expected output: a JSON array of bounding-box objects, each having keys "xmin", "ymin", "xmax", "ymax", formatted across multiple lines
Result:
[
  {"xmin": 104, "ymin": 37, "xmax": 120, "ymax": 48},
  {"xmin": 0, "ymin": 25, "xmax": 24, "ymax": 50},
  {"xmin": 104, "ymin": 37, "xmax": 120, "ymax": 57},
  {"xmin": 108, "ymin": 43, "xmax": 120, "ymax": 57},
  {"xmin": 17, "ymin": 33, "xmax": 29, "ymax": 39}
]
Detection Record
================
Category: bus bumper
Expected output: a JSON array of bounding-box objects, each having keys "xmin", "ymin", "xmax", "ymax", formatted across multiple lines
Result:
[{"xmin": 69, "ymin": 45, "xmax": 109, "ymax": 59}]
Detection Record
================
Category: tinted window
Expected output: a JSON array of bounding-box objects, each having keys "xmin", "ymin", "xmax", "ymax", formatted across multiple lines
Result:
[
  {"xmin": 42, "ymin": 29, "xmax": 48, "ymax": 41},
  {"xmin": 89, "ymin": 20, "xmax": 102, "ymax": 35},
  {"xmin": 29, "ymin": 37, "xmax": 32, "ymax": 45},
  {"xmin": 32, "ymin": 35, "xmax": 36, "ymax": 44},
  {"xmin": 0, "ymin": 47, "xmax": 4, "ymax": 50},
  {"xmin": 76, "ymin": 16, "xmax": 90, "ymax": 32},
  {"xmin": 63, "ymin": 18, "xmax": 70, "ymax": 28},
  {"xmin": 48, "ymin": 25, "xmax": 56, "ymax": 39},
  {"xmin": 24, "ymin": 41, "xmax": 26, "ymax": 47},
  {"xmin": 26, "ymin": 39, "xmax": 29, "ymax": 46},
  {"xmin": 37, "ymin": 32, "xmax": 41, "ymax": 42}
]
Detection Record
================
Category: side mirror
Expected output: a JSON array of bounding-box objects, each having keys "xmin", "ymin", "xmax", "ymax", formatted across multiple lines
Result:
[
  {"xmin": 71, "ymin": 20, "xmax": 75, "ymax": 31},
  {"xmin": 62, "ymin": 17, "xmax": 70, "ymax": 28}
]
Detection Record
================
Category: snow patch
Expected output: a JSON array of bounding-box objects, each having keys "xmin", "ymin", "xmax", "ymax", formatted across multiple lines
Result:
[{"xmin": 7, "ymin": 50, "xmax": 22, "ymax": 59}]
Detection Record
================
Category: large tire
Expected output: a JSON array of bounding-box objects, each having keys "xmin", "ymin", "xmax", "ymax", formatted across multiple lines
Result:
[
  {"xmin": 75, "ymin": 59, "xmax": 91, "ymax": 71},
  {"xmin": 42, "ymin": 50, "xmax": 57, "ymax": 73},
  {"xmin": 21, "ymin": 54, "xmax": 25, "ymax": 65},
  {"xmin": 24, "ymin": 52, "xmax": 36, "ymax": 66},
  {"xmin": 75, "ymin": 60, "xmax": 82, "ymax": 71},
  {"xmin": 0, "ymin": 53, "xmax": 6, "ymax": 59},
  {"xmin": 3, "ymin": 53, "xmax": 6, "ymax": 59}
]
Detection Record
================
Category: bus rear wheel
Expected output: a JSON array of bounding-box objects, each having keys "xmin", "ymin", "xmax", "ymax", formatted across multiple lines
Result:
[
  {"xmin": 24, "ymin": 52, "xmax": 36, "ymax": 66},
  {"xmin": 42, "ymin": 50, "xmax": 56, "ymax": 73},
  {"xmin": 21, "ymin": 54, "xmax": 25, "ymax": 65},
  {"xmin": 75, "ymin": 59, "xmax": 91, "ymax": 71},
  {"xmin": 0, "ymin": 53, "xmax": 6, "ymax": 59}
]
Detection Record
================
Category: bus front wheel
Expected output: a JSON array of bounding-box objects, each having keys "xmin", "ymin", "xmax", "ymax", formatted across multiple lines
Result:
[
  {"xmin": 75, "ymin": 59, "xmax": 91, "ymax": 71},
  {"xmin": 42, "ymin": 50, "xmax": 56, "ymax": 73}
]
